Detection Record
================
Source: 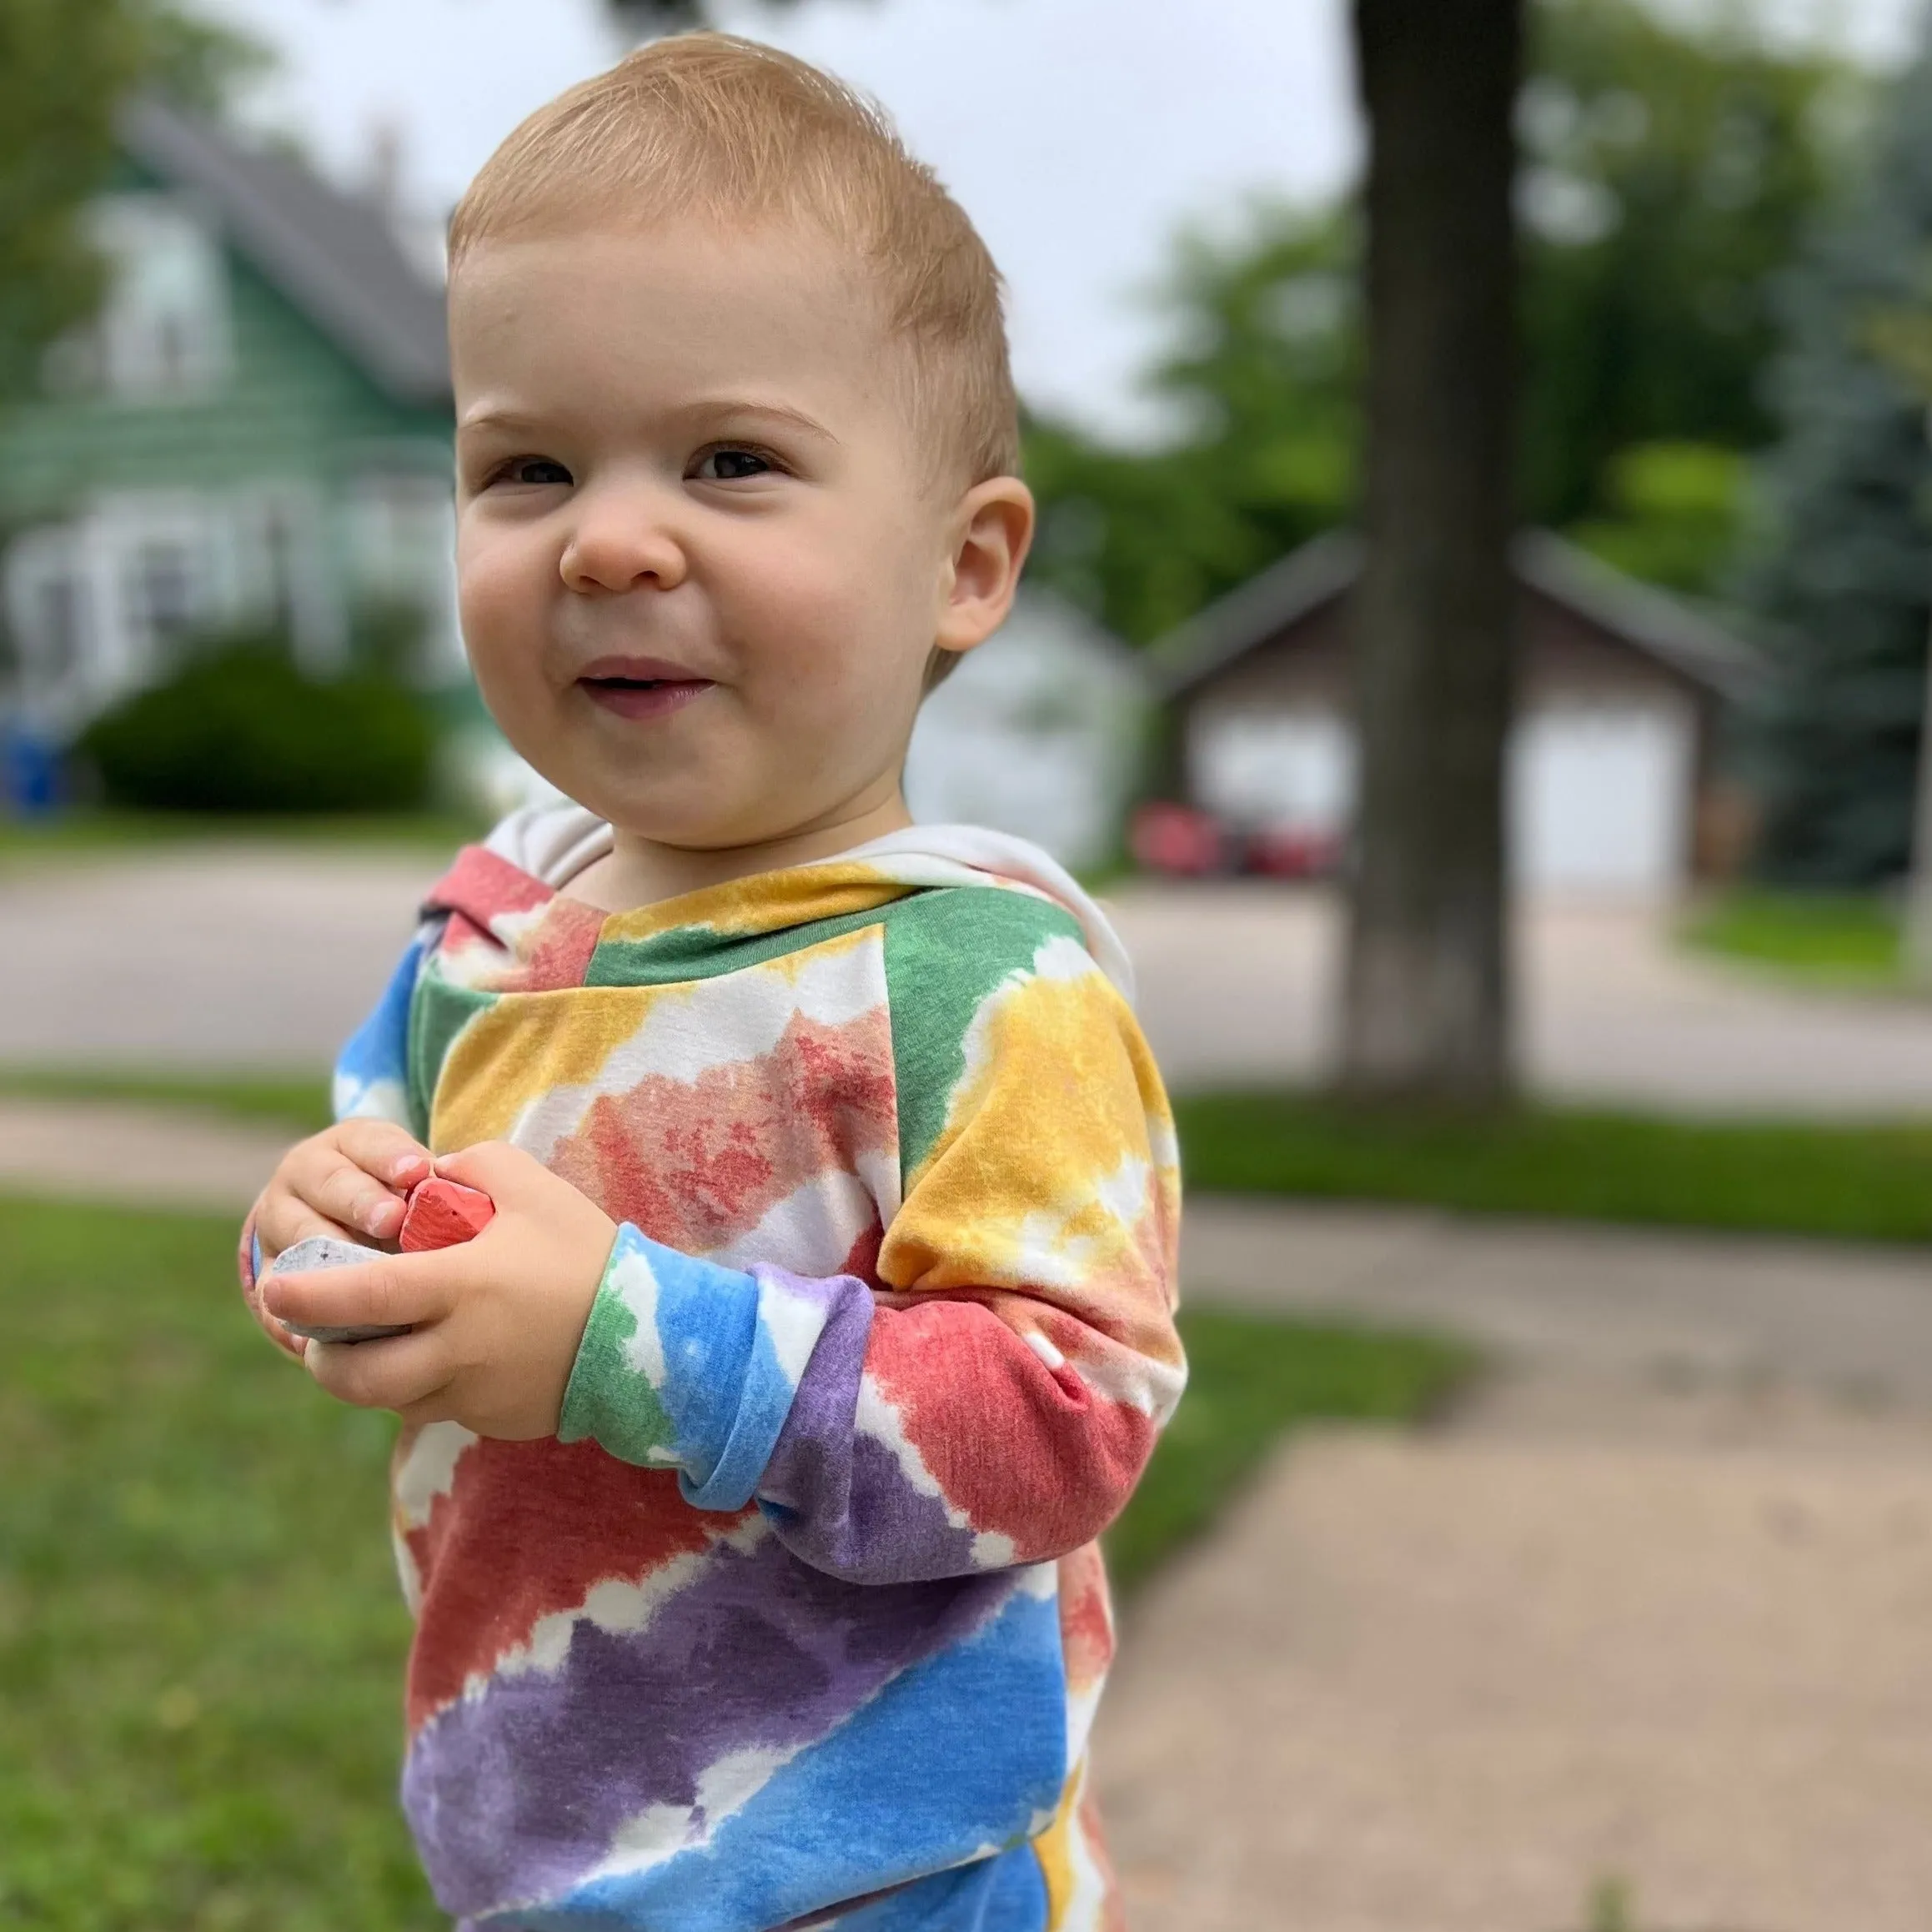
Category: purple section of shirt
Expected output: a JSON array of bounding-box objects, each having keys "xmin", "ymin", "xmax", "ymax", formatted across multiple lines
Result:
[
  {"xmin": 751, "ymin": 1268, "xmax": 986, "ymax": 1584},
  {"xmin": 404, "ymin": 1520, "xmax": 1019, "ymax": 1916}
]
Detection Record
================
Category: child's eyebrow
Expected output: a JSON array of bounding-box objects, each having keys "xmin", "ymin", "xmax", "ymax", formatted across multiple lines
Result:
[
  {"xmin": 456, "ymin": 399, "xmax": 841, "ymax": 447},
  {"xmin": 672, "ymin": 397, "xmax": 844, "ymax": 446},
  {"xmin": 456, "ymin": 406, "xmax": 549, "ymax": 442}
]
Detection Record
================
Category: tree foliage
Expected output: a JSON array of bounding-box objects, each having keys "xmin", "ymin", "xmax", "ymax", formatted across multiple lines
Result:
[
  {"xmin": 1522, "ymin": 0, "xmax": 1854, "ymax": 524},
  {"xmin": 1026, "ymin": 209, "xmax": 1357, "ymax": 645},
  {"xmin": 0, "ymin": 0, "xmax": 266, "ymax": 405},
  {"xmin": 1025, "ymin": 0, "xmax": 1852, "ymax": 645},
  {"xmin": 1739, "ymin": 38, "xmax": 1932, "ymax": 887}
]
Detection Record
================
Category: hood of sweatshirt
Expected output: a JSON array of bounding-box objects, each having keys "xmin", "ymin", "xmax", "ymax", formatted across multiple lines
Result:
[{"xmin": 473, "ymin": 801, "xmax": 1137, "ymax": 1003}]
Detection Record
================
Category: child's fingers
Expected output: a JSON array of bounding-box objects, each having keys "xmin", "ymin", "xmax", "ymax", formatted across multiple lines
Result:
[
  {"xmin": 279, "ymin": 1138, "xmax": 415, "ymax": 1244},
  {"xmin": 333, "ymin": 1119, "xmax": 434, "ymax": 1190},
  {"xmin": 262, "ymin": 1247, "xmax": 461, "ymax": 1337},
  {"xmin": 304, "ymin": 1327, "xmax": 452, "ymax": 1413},
  {"xmin": 254, "ymin": 1180, "xmax": 362, "ymax": 1264}
]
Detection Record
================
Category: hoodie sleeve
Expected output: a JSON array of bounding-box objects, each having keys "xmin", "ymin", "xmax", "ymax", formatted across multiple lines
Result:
[
  {"xmin": 557, "ymin": 888, "xmax": 1186, "ymax": 1584},
  {"xmin": 332, "ymin": 929, "xmax": 435, "ymax": 1136}
]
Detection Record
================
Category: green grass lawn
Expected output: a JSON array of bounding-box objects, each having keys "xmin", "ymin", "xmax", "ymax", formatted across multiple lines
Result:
[
  {"xmin": 0, "ymin": 1193, "xmax": 1465, "ymax": 1927},
  {"xmin": 1681, "ymin": 890, "xmax": 1906, "ymax": 987},
  {"xmin": 1176, "ymin": 1091, "xmax": 1932, "ymax": 1246},
  {"xmin": 0, "ymin": 1198, "xmax": 435, "ymax": 1931}
]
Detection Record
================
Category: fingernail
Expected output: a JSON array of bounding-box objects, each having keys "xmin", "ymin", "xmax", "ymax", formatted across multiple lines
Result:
[
  {"xmin": 389, "ymin": 1155, "xmax": 424, "ymax": 1182},
  {"xmin": 359, "ymin": 1192, "xmax": 399, "ymax": 1234}
]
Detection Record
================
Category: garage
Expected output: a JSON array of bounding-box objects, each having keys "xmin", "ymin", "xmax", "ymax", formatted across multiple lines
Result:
[{"xmin": 1154, "ymin": 530, "xmax": 1749, "ymax": 897}]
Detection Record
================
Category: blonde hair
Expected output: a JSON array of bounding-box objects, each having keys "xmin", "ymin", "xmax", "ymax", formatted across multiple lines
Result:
[{"xmin": 449, "ymin": 33, "xmax": 1021, "ymax": 492}]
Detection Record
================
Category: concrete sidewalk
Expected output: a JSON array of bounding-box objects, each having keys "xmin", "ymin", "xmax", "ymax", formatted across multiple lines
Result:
[
  {"xmin": 1100, "ymin": 1200, "xmax": 1932, "ymax": 1932},
  {"xmin": 1182, "ymin": 1197, "xmax": 1932, "ymax": 1403},
  {"xmin": 0, "ymin": 1094, "xmax": 292, "ymax": 1213},
  {"xmin": 1098, "ymin": 1408, "xmax": 1932, "ymax": 1932}
]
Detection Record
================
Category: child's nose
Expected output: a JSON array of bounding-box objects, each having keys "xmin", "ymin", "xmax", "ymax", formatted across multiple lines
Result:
[{"xmin": 560, "ymin": 489, "xmax": 689, "ymax": 594}]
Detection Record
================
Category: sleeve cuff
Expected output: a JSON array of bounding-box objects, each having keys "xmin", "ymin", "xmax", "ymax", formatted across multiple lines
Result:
[{"xmin": 559, "ymin": 1223, "xmax": 825, "ymax": 1513}]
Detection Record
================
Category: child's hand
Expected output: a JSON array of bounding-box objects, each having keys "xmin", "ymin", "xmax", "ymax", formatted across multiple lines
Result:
[
  {"xmin": 254, "ymin": 1120, "xmax": 435, "ymax": 1263},
  {"xmin": 258, "ymin": 1142, "xmax": 620, "ymax": 1441},
  {"xmin": 246, "ymin": 1121, "xmax": 434, "ymax": 1353}
]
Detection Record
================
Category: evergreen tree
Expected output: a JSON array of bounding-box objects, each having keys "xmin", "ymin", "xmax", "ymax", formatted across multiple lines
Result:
[{"xmin": 1742, "ymin": 34, "xmax": 1932, "ymax": 887}]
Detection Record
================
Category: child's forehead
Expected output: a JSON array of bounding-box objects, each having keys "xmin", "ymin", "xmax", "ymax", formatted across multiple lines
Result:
[
  {"xmin": 459, "ymin": 214, "xmax": 874, "ymax": 334},
  {"xmin": 454, "ymin": 211, "xmax": 881, "ymax": 317},
  {"xmin": 452, "ymin": 219, "xmax": 904, "ymax": 383}
]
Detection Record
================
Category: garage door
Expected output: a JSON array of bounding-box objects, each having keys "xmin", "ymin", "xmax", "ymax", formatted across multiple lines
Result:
[{"xmin": 1509, "ymin": 701, "xmax": 1693, "ymax": 894}]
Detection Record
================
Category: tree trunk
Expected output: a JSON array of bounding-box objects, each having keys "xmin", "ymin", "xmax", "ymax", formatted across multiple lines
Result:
[{"xmin": 1342, "ymin": 0, "xmax": 1523, "ymax": 1105}]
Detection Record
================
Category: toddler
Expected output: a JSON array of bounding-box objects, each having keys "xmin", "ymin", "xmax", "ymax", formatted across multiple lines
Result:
[{"xmin": 243, "ymin": 33, "xmax": 1183, "ymax": 1931}]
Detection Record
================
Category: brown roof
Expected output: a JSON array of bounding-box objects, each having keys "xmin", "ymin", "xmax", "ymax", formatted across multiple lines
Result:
[{"xmin": 1148, "ymin": 529, "xmax": 1760, "ymax": 703}]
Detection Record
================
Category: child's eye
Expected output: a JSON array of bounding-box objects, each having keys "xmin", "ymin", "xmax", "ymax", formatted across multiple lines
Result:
[
  {"xmin": 692, "ymin": 446, "xmax": 776, "ymax": 482},
  {"xmin": 490, "ymin": 457, "xmax": 573, "ymax": 488}
]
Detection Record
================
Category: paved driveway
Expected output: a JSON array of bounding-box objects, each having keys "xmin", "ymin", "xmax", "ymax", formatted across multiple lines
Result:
[{"xmin": 9, "ymin": 850, "xmax": 1932, "ymax": 1114}]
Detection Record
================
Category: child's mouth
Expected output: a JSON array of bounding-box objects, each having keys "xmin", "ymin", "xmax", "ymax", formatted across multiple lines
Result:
[{"xmin": 578, "ymin": 671, "xmax": 715, "ymax": 721}]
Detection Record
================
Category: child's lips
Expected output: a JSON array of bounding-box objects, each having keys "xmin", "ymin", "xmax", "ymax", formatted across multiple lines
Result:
[{"xmin": 578, "ymin": 674, "xmax": 715, "ymax": 721}]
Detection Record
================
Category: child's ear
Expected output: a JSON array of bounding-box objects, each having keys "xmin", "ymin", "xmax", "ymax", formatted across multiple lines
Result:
[{"xmin": 935, "ymin": 478, "xmax": 1035, "ymax": 658}]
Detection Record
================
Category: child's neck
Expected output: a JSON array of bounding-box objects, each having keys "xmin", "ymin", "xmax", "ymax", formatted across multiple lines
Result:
[{"xmin": 566, "ymin": 790, "xmax": 915, "ymax": 915}]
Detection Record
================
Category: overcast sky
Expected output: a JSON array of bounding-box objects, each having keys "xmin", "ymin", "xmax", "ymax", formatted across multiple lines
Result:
[{"xmin": 194, "ymin": 0, "xmax": 1927, "ymax": 441}]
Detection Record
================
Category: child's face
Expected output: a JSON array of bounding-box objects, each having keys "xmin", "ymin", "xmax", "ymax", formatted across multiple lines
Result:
[{"xmin": 449, "ymin": 218, "xmax": 1027, "ymax": 854}]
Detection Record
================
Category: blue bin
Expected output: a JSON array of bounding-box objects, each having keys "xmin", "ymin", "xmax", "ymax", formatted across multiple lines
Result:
[{"xmin": 2, "ymin": 725, "xmax": 63, "ymax": 815}]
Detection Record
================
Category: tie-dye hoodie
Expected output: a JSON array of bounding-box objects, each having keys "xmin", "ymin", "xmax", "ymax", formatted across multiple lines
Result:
[{"xmin": 247, "ymin": 805, "xmax": 1184, "ymax": 1932}]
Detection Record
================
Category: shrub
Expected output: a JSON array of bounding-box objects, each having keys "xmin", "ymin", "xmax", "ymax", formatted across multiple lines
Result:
[{"xmin": 78, "ymin": 635, "xmax": 436, "ymax": 814}]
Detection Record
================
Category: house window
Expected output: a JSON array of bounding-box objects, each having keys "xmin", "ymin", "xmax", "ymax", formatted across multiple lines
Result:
[
  {"xmin": 224, "ymin": 485, "xmax": 344, "ymax": 671},
  {"xmin": 6, "ymin": 501, "xmax": 223, "ymax": 735},
  {"xmin": 3, "ymin": 528, "xmax": 91, "ymax": 728},
  {"xmin": 349, "ymin": 471, "xmax": 463, "ymax": 676},
  {"xmin": 97, "ymin": 497, "xmax": 215, "ymax": 671},
  {"xmin": 259, "ymin": 500, "xmax": 299, "ymax": 636},
  {"xmin": 127, "ymin": 537, "xmax": 199, "ymax": 645},
  {"xmin": 352, "ymin": 474, "xmax": 455, "ymax": 598},
  {"xmin": 47, "ymin": 195, "xmax": 233, "ymax": 401}
]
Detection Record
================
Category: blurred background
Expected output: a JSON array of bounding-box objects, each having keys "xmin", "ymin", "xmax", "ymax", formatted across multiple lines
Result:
[{"xmin": 11, "ymin": 1, "xmax": 1932, "ymax": 1928}]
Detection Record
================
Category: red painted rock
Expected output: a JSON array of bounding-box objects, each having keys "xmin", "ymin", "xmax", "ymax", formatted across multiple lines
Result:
[{"xmin": 399, "ymin": 1177, "xmax": 497, "ymax": 1252}]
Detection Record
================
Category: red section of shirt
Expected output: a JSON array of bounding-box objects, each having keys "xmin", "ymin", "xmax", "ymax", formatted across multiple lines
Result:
[{"xmin": 401, "ymin": 1433, "xmax": 752, "ymax": 1731}]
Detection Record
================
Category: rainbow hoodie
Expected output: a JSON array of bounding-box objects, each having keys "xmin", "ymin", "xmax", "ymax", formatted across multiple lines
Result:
[{"xmin": 264, "ymin": 805, "xmax": 1184, "ymax": 1931}]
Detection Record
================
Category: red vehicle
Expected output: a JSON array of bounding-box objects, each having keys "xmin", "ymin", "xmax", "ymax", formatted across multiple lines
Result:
[
  {"xmin": 1241, "ymin": 822, "xmax": 1344, "ymax": 880},
  {"xmin": 1129, "ymin": 800, "xmax": 1226, "ymax": 876},
  {"xmin": 1132, "ymin": 800, "xmax": 1344, "ymax": 881}
]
